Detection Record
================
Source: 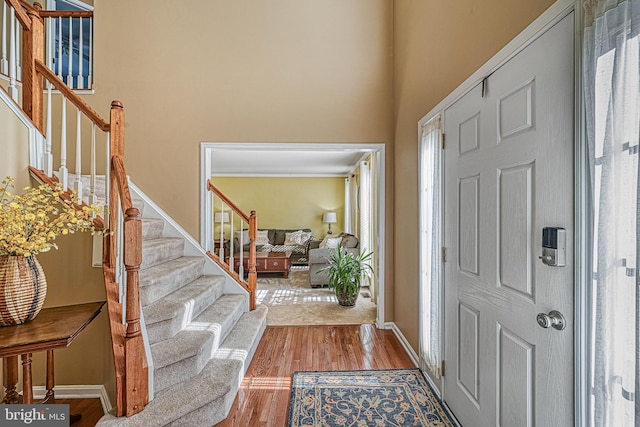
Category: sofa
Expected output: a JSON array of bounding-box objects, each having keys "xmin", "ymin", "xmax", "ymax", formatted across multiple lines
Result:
[
  {"xmin": 233, "ymin": 228, "xmax": 315, "ymax": 265},
  {"xmin": 308, "ymin": 233, "xmax": 360, "ymax": 287}
]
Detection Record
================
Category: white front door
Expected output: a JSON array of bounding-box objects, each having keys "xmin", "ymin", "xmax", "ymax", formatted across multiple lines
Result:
[{"xmin": 443, "ymin": 13, "xmax": 574, "ymax": 427}]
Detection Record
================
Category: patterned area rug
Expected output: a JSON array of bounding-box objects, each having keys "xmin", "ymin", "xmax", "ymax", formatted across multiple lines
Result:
[
  {"xmin": 288, "ymin": 369, "xmax": 457, "ymax": 426},
  {"xmin": 257, "ymin": 268, "xmax": 376, "ymax": 326}
]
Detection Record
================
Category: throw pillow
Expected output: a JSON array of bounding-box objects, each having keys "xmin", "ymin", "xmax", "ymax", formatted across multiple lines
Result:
[
  {"xmin": 284, "ymin": 230, "xmax": 303, "ymax": 245},
  {"xmin": 255, "ymin": 230, "xmax": 270, "ymax": 246},
  {"xmin": 234, "ymin": 229, "xmax": 250, "ymax": 244},
  {"xmin": 299, "ymin": 231, "xmax": 313, "ymax": 244},
  {"xmin": 326, "ymin": 236, "xmax": 343, "ymax": 249},
  {"xmin": 319, "ymin": 235, "xmax": 342, "ymax": 249}
]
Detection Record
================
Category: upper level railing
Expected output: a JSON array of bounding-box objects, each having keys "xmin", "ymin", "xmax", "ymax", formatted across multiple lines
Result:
[
  {"xmin": 1, "ymin": 0, "xmax": 148, "ymax": 417},
  {"xmin": 1, "ymin": 0, "xmax": 93, "ymax": 95},
  {"xmin": 206, "ymin": 180, "xmax": 258, "ymax": 310}
]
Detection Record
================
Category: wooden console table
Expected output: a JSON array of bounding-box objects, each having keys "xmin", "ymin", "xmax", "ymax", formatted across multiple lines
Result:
[{"xmin": 1, "ymin": 301, "xmax": 105, "ymax": 405}]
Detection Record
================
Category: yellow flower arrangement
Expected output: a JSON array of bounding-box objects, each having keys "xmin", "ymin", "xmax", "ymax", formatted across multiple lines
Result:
[{"xmin": 0, "ymin": 176, "xmax": 103, "ymax": 257}]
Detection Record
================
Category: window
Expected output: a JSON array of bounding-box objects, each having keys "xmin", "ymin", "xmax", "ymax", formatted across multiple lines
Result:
[{"xmin": 47, "ymin": 0, "xmax": 93, "ymax": 89}]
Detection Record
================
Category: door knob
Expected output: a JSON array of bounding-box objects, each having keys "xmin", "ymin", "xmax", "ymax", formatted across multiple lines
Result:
[{"xmin": 536, "ymin": 310, "xmax": 566, "ymax": 330}]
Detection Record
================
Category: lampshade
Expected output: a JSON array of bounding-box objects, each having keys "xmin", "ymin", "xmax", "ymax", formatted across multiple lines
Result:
[
  {"xmin": 323, "ymin": 212, "xmax": 337, "ymax": 224},
  {"xmin": 214, "ymin": 212, "xmax": 230, "ymax": 223}
]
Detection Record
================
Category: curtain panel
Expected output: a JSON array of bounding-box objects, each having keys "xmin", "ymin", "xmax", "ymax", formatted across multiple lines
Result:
[
  {"xmin": 419, "ymin": 115, "xmax": 443, "ymax": 378},
  {"xmin": 584, "ymin": 0, "xmax": 640, "ymax": 424}
]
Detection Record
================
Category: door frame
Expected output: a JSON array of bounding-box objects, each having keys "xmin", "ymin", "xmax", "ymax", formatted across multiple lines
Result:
[
  {"xmin": 417, "ymin": 1, "xmax": 588, "ymax": 423},
  {"xmin": 199, "ymin": 142, "xmax": 387, "ymax": 329}
]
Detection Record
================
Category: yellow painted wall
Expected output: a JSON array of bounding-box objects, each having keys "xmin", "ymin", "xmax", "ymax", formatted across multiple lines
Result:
[
  {"xmin": 392, "ymin": 0, "xmax": 556, "ymax": 353},
  {"xmin": 213, "ymin": 177, "xmax": 344, "ymax": 239}
]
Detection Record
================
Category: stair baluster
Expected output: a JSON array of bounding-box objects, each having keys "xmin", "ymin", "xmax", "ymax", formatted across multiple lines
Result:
[
  {"xmin": 8, "ymin": 5, "xmax": 16, "ymax": 100},
  {"xmin": 206, "ymin": 180, "xmax": 258, "ymax": 310},
  {"xmin": 1, "ymin": 1, "xmax": 7, "ymax": 74}
]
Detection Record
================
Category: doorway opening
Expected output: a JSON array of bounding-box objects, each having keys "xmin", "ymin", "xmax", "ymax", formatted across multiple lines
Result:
[{"xmin": 200, "ymin": 142, "xmax": 386, "ymax": 328}]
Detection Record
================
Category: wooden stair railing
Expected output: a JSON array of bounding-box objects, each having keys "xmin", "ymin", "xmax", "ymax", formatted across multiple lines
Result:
[
  {"xmin": 3, "ymin": 0, "xmax": 148, "ymax": 417},
  {"xmin": 206, "ymin": 180, "xmax": 258, "ymax": 311}
]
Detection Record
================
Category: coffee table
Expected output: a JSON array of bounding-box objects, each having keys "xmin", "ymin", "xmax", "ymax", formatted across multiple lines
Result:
[{"xmin": 229, "ymin": 251, "xmax": 292, "ymax": 278}]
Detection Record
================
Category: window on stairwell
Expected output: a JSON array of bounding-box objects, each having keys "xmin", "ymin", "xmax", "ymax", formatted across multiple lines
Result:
[{"xmin": 46, "ymin": 0, "xmax": 93, "ymax": 90}]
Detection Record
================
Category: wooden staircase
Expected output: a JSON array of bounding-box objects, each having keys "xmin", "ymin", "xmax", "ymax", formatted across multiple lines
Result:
[{"xmin": 0, "ymin": 1, "xmax": 266, "ymax": 424}]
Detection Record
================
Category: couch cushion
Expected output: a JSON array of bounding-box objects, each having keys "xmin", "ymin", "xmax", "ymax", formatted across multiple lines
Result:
[
  {"xmin": 271, "ymin": 244, "xmax": 306, "ymax": 254},
  {"xmin": 274, "ymin": 230, "xmax": 287, "ymax": 245}
]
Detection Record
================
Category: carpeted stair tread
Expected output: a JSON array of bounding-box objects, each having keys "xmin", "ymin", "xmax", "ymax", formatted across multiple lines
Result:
[
  {"xmin": 212, "ymin": 305, "xmax": 268, "ymax": 369},
  {"xmin": 143, "ymin": 276, "xmax": 226, "ymax": 345},
  {"xmin": 141, "ymin": 218, "xmax": 164, "ymax": 240},
  {"xmin": 150, "ymin": 294, "xmax": 247, "ymax": 393},
  {"xmin": 139, "ymin": 257, "xmax": 204, "ymax": 306},
  {"xmin": 141, "ymin": 238, "xmax": 184, "ymax": 270},
  {"xmin": 96, "ymin": 358, "xmax": 240, "ymax": 427}
]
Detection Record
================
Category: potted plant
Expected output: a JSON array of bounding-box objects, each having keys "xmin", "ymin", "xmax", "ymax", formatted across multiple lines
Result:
[
  {"xmin": 321, "ymin": 248, "xmax": 373, "ymax": 306},
  {"xmin": 0, "ymin": 176, "xmax": 102, "ymax": 326}
]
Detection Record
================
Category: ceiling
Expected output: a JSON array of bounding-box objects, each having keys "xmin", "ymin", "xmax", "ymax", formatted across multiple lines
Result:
[{"xmin": 209, "ymin": 144, "xmax": 375, "ymax": 177}]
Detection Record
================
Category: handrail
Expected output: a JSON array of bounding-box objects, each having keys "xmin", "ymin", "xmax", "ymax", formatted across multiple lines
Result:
[
  {"xmin": 39, "ymin": 10, "xmax": 93, "ymax": 18},
  {"xmin": 4, "ymin": 0, "xmax": 31, "ymax": 30},
  {"xmin": 207, "ymin": 181, "xmax": 250, "ymax": 222},
  {"xmin": 35, "ymin": 59, "xmax": 109, "ymax": 131},
  {"xmin": 206, "ymin": 179, "xmax": 257, "ymax": 310}
]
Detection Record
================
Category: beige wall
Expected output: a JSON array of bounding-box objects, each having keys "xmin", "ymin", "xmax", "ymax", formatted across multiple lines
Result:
[
  {"xmin": 0, "ymin": 96, "xmax": 31, "ymax": 188},
  {"xmin": 1, "ymin": 0, "xmax": 561, "ymax": 404},
  {"xmin": 0, "ymin": 95, "xmax": 113, "ymax": 400},
  {"xmin": 392, "ymin": 0, "xmax": 556, "ymax": 351},
  {"xmin": 90, "ymin": 0, "xmax": 393, "ymax": 236},
  {"xmin": 212, "ymin": 177, "xmax": 345, "ymax": 238}
]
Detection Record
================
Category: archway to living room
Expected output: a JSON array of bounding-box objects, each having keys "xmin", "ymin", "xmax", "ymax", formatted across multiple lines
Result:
[{"xmin": 200, "ymin": 142, "xmax": 386, "ymax": 328}]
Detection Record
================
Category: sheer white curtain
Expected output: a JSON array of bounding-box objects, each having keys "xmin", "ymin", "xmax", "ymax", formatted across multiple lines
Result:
[
  {"xmin": 359, "ymin": 160, "xmax": 372, "ymax": 256},
  {"xmin": 344, "ymin": 177, "xmax": 352, "ymax": 234},
  {"xmin": 419, "ymin": 115, "xmax": 442, "ymax": 378},
  {"xmin": 584, "ymin": 0, "xmax": 640, "ymax": 424}
]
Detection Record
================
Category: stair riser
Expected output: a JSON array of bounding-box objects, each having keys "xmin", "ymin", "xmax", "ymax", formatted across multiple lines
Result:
[
  {"xmin": 142, "ymin": 219, "xmax": 164, "ymax": 240},
  {"xmin": 140, "ymin": 263, "xmax": 204, "ymax": 307},
  {"xmin": 141, "ymin": 239, "xmax": 184, "ymax": 270}
]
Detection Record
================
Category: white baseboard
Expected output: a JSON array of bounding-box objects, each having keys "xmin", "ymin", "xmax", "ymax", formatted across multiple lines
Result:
[
  {"xmin": 33, "ymin": 384, "xmax": 112, "ymax": 415},
  {"xmin": 384, "ymin": 322, "xmax": 420, "ymax": 368}
]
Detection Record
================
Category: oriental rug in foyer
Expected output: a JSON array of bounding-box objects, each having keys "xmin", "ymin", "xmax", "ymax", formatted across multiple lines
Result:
[{"xmin": 288, "ymin": 368, "xmax": 458, "ymax": 426}]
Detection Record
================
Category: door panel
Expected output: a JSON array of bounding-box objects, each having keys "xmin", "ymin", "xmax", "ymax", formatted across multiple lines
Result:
[{"xmin": 443, "ymin": 13, "xmax": 574, "ymax": 427}]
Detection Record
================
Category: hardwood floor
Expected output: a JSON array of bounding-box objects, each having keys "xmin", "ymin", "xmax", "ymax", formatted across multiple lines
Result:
[
  {"xmin": 216, "ymin": 324, "xmax": 416, "ymax": 427},
  {"xmin": 51, "ymin": 325, "xmax": 414, "ymax": 426},
  {"xmin": 57, "ymin": 398, "xmax": 104, "ymax": 426}
]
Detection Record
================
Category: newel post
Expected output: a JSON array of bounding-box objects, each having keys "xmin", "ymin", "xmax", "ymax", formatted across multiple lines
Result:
[
  {"xmin": 123, "ymin": 206, "xmax": 148, "ymax": 416},
  {"xmin": 247, "ymin": 210, "xmax": 257, "ymax": 311},
  {"xmin": 22, "ymin": 2, "xmax": 44, "ymax": 131}
]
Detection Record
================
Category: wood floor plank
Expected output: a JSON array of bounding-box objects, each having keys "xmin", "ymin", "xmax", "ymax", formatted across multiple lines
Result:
[{"xmin": 215, "ymin": 324, "xmax": 415, "ymax": 426}]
